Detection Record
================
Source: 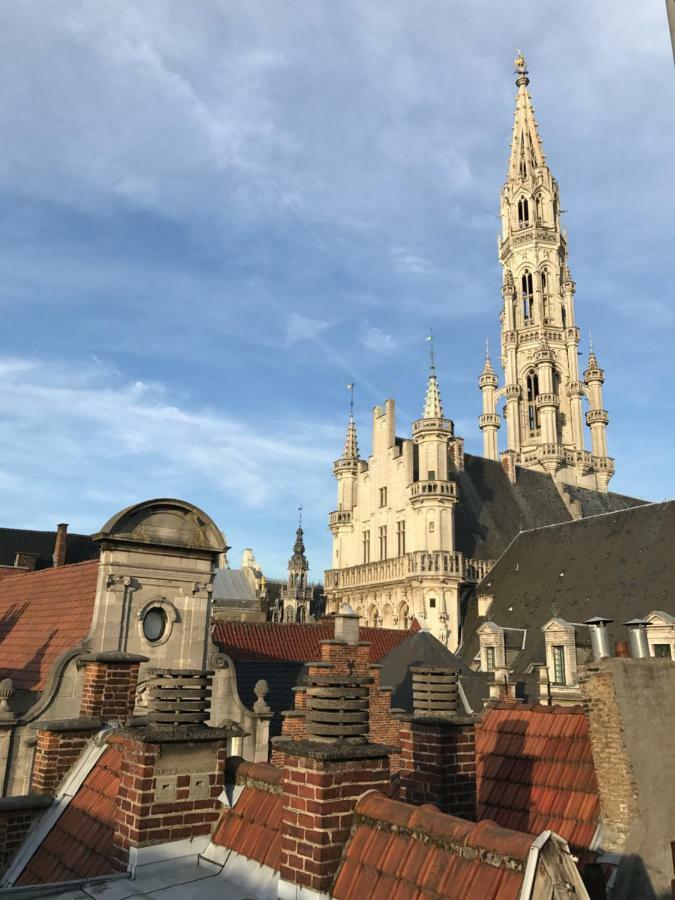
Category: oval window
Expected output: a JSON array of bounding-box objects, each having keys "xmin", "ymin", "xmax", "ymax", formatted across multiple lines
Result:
[{"xmin": 143, "ymin": 607, "xmax": 167, "ymax": 643}]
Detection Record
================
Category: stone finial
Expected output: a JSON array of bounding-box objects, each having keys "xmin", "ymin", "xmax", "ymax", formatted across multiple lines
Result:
[
  {"xmin": 0, "ymin": 678, "xmax": 15, "ymax": 720},
  {"xmin": 253, "ymin": 679, "xmax": 271, "ymax": 713}
]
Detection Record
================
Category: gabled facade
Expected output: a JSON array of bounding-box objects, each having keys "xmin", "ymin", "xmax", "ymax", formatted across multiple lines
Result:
[{"xmin": 479, "ymin": 53, "xmax": 613, "ymax": 491}]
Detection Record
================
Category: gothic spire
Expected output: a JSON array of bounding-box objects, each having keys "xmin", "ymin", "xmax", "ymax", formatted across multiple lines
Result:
[
  {"xmin": 508, "ymin": 52, "xmax": 546, "ymax": 182},
  {"xmin": 342, "ymin": 381, "xmax": 359, "ymax": 459},
  {"xmin": 423, "ymin": 332, "xmax": 444, "ymax": 419}
]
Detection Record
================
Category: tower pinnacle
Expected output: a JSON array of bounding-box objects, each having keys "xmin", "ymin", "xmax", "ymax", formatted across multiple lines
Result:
[
  {"xmin": 342, "ymin": 381, "xmax": 359, "ymax": 460},
  {"xmin": 423, "ymin": 332, "xmax": 444, "ymax": 419}
]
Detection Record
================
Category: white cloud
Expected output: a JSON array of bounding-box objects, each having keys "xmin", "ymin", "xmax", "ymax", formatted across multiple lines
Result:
[
  {"xmin": 359, "ymin": 323, "xmax": 397, "ymax": 355},
  {"xmin": 285, "ymin": 313, "xmax": 332, "ymax": 346}
]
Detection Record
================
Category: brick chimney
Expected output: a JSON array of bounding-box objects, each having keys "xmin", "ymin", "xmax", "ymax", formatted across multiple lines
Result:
[
  {"xmin": 398, "ymin": 667, "xmax": 477, "ymax": 819},
  {"xmin": 31, "ymin": 652, "xmax": 148, "ymax": 796},
  {"xmin": 52, "ymin": 523, "xmax": 68, "ymax": 568},
  {"xmin": 109, "ymin": 668, "xmax": 240, "ymax": 871},
  {"xmin": 273, "ymin": 606, "xmax": 395, "ymax": 897}
]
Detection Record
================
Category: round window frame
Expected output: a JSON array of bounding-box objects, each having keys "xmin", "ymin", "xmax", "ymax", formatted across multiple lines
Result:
[{"xmin": 136, "ymin": 598, "xmax": 178, "ymax": 648}]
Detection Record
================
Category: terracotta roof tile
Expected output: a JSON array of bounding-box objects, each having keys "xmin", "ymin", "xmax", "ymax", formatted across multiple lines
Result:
[
  {"xmin": 333, "ymin": 792, "xmax": 534, "ymax": 900},
  {"xmin": 17, "ymin": 746, "xmax": 122, "ymax": 886},
  {"xmin": 212, "ymin": 620, "xmax": 413, "ymax": 663},
  {"xmin": 476, "ymin": 705, "xmax": 600, "ymax": 853},
  {"xmin": 212, "ymin": 784, "xmax": 283, "ymax": 870},
  {"xmin": 0, "ymin": 560, "xmax": 99, "ymax": 690}
]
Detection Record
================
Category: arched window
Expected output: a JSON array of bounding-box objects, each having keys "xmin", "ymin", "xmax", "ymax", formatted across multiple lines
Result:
[
  {"xmin": 522, "ymin": 270, "xmax": 533, "ymax": 321},
  {"xmin": 526, "ymin": 369, "xmax": 540, "ymax": 431},
  {"xmin": 536, "ymin": 194, "xmax": 543, "ymax": 221},
  {"xmin": 541, "ymin": 268, "xmax": 550, "ymax": 322},
  {"xmin": 519, "ymin": 138, "xmax": 527, "ymax": 178},
  {"xmin": 517, "ymin": 197, "xmax": 529, "ymax": 227}
]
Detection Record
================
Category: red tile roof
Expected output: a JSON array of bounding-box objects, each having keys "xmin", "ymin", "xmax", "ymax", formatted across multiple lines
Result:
[
  {"xmin": 0, "ymin": 560, "xmax": 99, "ymax": 691},
  {"xmin": 475, "ymin": 703, "xmax": 600, "ymax": 852},
  {"xmin": 212, "ymin": 761, "xmax": 282, "ymax": 870},
  {"xmin": 332, "ymin": 791, "xmax": 531, "ymax": 900},
  {"xmin": 212, "ymin": 620, "xmax": 415, "ymax": 664},
  {"xmin": 17, "ymin": 745, "xmax": 122, "ymax": 886}
]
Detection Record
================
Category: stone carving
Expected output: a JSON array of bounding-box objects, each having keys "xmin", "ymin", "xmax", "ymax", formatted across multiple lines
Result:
[{"xmin": 253, "ymin": 679, "xmax": 271, "ymax": 713}]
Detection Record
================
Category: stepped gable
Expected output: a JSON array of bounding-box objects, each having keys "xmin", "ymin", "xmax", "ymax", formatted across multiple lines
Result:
[
  {"xmin": 0, "ymin": 527, "xmax": 98, "ymax": 570},
  {"xmin": 476, "ymin": 704, "xmax": 600, "ymax": 854},
  {"xmin": 17, "ymin": 745, "xmax": 122, "ymax": 885},
  {"xmin": 460, "ymin": 500, "xmax": 674, "ymax": 675},
  {"xmin": 211, "ymin": 620, "xmax": 414, "ymax": 663},
  {"xmin": 212, "ymin": 761, "xmax": 282, "ymax": 870},
  {"xmin": 332, "ymin": 791, "xmax": 531, "ymax": 900},
  {"xmin": 0, "ymin": 560, "xmax": 99, "ymax": 691}
]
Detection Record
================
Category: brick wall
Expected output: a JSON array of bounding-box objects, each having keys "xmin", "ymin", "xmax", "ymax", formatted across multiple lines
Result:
[
  {"xmin": 399, "ymin": 718, "xmax": 476, "ymax": 819},
  {"xmin": 579, "ymin": 662, "xmax": 639, "ymax": 852},
  {"xmin": 31, "ymin": 722, "xmax": 101, "ymax": 796},
  {"xmin": 0, "ymin": 796, "xmax": 51, "ymax": 874},
  {"xmin": 109, "ymin": 731, "xmax": 227, "ymax": 870},
  {"xmin": 280, "ymin": 750, "xmax": 390, "ymax": 894},
  {"xmin": 79, "ymin": 655, "xmax": 145, "ymax": 721}
]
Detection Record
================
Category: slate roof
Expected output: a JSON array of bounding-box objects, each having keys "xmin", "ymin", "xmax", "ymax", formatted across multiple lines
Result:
[
  {"xmin": 212, "ymin": 568, "xmax": 258, "ymax": 608},
  {"xmin": 212, "ymin": 762, "xmax": 282, "ymax": 870},
  {"xmin": 332, "ymin": 791, "xmax": 532, "ymax": 900},
  {"xmin": 459, "ymin": 501, "xmax": 674, "ymax": 677},
  {"xmin": 212, "ymin": 620, "xmax": 414, "ymax": 664},
  {"xmin": 0, "ymin": 560, "xmax": 99, "ymax": 691},
  {"xmin": 0, "ymin": 527, "xmax": 98, "ymax": 571},
  {"xmin": 476, "ymin": 704, "xmax": 600, "ymax": 853},
  {"xmin": 17, "ymin": 746, "xmax": 122, "ymax": 885},
  {"xmin": 376, "ymin": 629, "xmax": 471, "ymax": 711}
]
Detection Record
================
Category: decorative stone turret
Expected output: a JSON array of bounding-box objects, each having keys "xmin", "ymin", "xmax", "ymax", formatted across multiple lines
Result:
[
  {"xmin": 584, "ymin": 345, "xmax": 613, "ymax": 489},
  {"xmin": 478, "ymin": 53, "xmax": 614, "ymax": 491}
]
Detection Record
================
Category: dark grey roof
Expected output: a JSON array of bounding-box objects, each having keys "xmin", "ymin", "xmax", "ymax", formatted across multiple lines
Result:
[
  {"xmin": 459, "ymin": 501, "xmax": 675, "ymax": 680},
  {"xmin": 212, "ymin": 569, "xmax": 257, "ymax": 608},
  {"xmin": 377, "ymin": 630, "xmax": 471, "ymax": 712},
  {"xmin": 0, "ymin": 528, "xmax": 98, "ymax": 570},
  {"xmin": 453, "ymin": 454, "xmax": 643, "ymax": 562},
  {"xmin": 233, "ymin": 659, "xmax": 306, "ymax": 737}
]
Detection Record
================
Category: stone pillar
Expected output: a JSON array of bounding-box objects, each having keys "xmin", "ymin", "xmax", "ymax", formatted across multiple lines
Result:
[{"xmin": 79, "ymin": 652, "xmax": 148, "ymax": 722}]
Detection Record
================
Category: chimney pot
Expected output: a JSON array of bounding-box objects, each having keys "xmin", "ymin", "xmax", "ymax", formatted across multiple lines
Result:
[
  {"xmin": 624, "ymin": 618, "xmax": 650, "ymax": 659},
  {"xmin": 584, "ymin": 616, "xmax": 613, "ymax": 660},
  {"xmin": 52, "ymin": 522, "xmax": 69, "ymax": 568}
]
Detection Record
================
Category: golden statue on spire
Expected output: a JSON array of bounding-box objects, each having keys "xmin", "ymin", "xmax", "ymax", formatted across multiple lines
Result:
[{"xmin": 514, "ymin": 50, "xmax": 527, "ymax": 76}]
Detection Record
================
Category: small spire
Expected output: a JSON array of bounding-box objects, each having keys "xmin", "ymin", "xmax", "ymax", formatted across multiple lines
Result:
[
  {"xmin": 342, "ymin": 381, "xmax": 359, "ymax": 459},
  {"xmin": 482, "ymin": 339, "xmax": 495, "ymax": 375},
  {"xmin": 423, "ymin": 331, "xmax": 444, "ymax": 419},
  {"xmin": 588, "ymin": 334, "xmax": 599, "ymax": 367},
  {"xmin": 508, "ymin": 51, "xmax": 545, "ymax": 181},
  {"xmin": 297, "ymin": 503, "xmax": 303, "ymax": 529}
]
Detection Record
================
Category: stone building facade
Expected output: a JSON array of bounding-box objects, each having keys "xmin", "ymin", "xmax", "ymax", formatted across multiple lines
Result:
[{"xmin": 479, "ymin": 53, "xmax": 613, "ymax": 490}]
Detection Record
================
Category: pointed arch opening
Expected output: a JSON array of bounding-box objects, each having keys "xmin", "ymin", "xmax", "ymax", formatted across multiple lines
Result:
[
  {"xmin": 517, "ymin": 197, "xmax": 530, "ymax": 228},
  {"xmin": 522, "ymin": 270, "xmax": 534, "ymax": 321},
  {"xmin": 526, "ymin": 369, "xmax": 540, "ymax": 432},
  {"xmin": 541, "ymin": 267, "xmax": 550, "ymax": 323}
]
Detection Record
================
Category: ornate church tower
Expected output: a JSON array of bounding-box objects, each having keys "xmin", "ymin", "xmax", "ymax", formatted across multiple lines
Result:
[
  {"xmin": 277, "ymin": 512, "xmax": 313, "ymax": 622},
  {"xmin": 479, "ymin": 54, "xmax": 614, "ymax": 491}
]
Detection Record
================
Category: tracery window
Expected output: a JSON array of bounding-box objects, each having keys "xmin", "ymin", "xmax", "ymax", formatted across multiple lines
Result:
[
  {"xmin": 541, "ymin": 268, "xmax": 550, "ymax": 322},
  {"xmin": 517, "ymin": 197, "xmax": 529, "ymax": 227}
]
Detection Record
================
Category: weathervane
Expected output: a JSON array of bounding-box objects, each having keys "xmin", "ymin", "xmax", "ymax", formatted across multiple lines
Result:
[
  {"xmin": 425, "ymin": 329, "xmax": 436, "ymax": 373},
  {"xmin": 347, "ymin": 380, "xmax": 355, "ymax": 418},
  {"xmin": 514, "ymin": 50, "xmax": 528, "ymax": 76},
  {"xmin": 298, "ymin": 503, "xmax": 303, "ymax": 529}
]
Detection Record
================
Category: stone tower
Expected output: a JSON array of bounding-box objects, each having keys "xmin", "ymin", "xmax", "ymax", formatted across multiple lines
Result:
[
  {"xmin": 478, "ymin": 54, "xmax": 613, "ymax": 491},
  {"xmin": 277, "ymin": 514, "xmax": 313, "ymax": 622}
]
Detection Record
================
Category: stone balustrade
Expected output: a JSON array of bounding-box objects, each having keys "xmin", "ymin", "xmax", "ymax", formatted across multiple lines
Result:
[
  {"xmin": 409, "ymin": 480, "xmax": 458, "ymax": 503},
  {"xmin": 325, "ymin": 550, "xmax": 492, "ymax": 591}
]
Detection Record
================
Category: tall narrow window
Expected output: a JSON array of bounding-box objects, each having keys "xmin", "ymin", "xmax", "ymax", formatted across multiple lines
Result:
[
  {"xmin": 396, "ymin": 520, "xmax": 406, "ymax": 556},
  {"xmin": 485, "ymin": 646, "xmax": 496, "ymax": 672},
  {"xmin": 541, "ymin": 268, "xmax": 550, "ymax": 322},
  {"xmin": 535, "ymin": 194, "xmax": 543, "ymax": 221},
  {"xmin": 519, "ymin": 138, "xmax": 527, "ymax": 179},
  {"xmin": 552, "ymin": 645, "xmax": 566, "ymax": 684},
  {"xmin": 362, "ymin": 530, "xmax": 370, "ymax": 564},
  {"xmin": 526, "ymin": 369, "xmax": 540, "ymax": 431},
  {"xmin": 379, "ymin": 487, "xmax": 387, "ymax": 507},
  {"xmin": 517, "ymin": 197, "xmax": 529, "ymax": 227},
  {"xmin": 379, "ymin": 526, "xmax": 387, "ymax": 560},
  {"xmin": 522, "ymin": 270, "xmax": 533, "ymax": 321}
]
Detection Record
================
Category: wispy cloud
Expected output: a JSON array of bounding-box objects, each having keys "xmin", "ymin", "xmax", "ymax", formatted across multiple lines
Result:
[{"xmin": 359, "ymin": 323, "xmax": 397, "ymax": 355}]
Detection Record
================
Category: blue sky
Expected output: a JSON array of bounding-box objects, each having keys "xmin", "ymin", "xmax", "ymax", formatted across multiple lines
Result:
[{"xmin": 0, "ymin": 3, "xmax": 673, "ymax": 578}]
